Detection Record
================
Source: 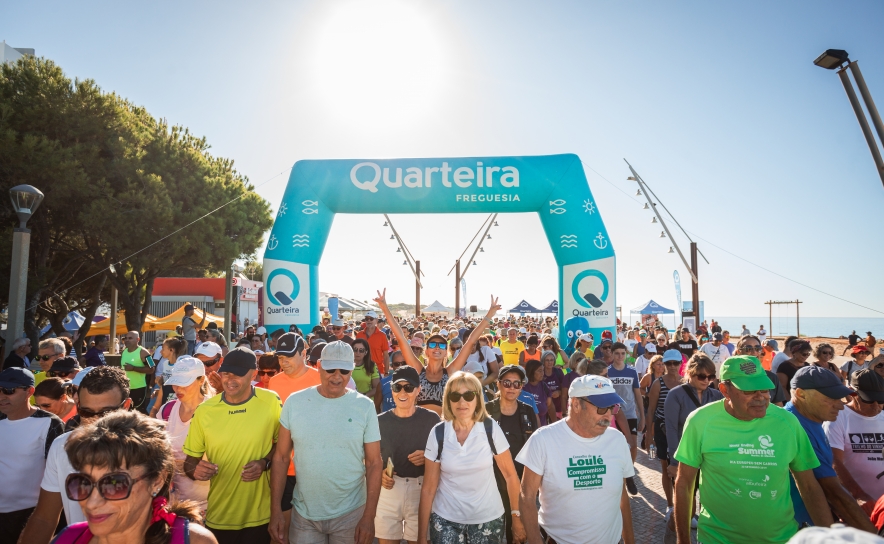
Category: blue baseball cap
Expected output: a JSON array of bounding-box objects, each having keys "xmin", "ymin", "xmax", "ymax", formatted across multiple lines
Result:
[
  {"xmin": 662, "ymin": 349, "xmax": 683, "ymax": 363},
  {"xmin": 0, "ymin": 367, "xmax": 35, "ymax": 388},
  {"xmin": 791, "ymin": 366, "xmax": 854, "ymax": 399}
]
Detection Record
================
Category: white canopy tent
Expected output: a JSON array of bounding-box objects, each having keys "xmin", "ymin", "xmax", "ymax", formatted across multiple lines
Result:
[{"xmin": 422, "ymin": 300, "xmax": 454, "ymax": 315}]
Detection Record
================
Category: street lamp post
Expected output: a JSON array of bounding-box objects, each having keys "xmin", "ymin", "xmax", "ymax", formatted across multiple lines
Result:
[
  {"xmin": 6, "ymin": 185, "xmax": 44, "ymax": 343},
  {"xmin": 814, "ymin": 49, "xmax": 884, "ymax": 188}
]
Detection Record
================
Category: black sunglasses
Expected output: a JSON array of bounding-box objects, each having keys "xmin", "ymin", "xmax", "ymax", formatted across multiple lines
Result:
[
  {"xmin": 427, "ymin": 342, "xmax": 447, "ymax": 349},
  {"xmin": 0, "ymin": 386, "xmax": 26, "ymax": 395},
  {"xmin": 857, "ymin": 396, "xmax": 881, "ymax": 405},
  {"xmin": 65, "ymin": 472, "xmax": 151, "ymax": 502},
  {"xmin": 78, "ymin": 400, "xmax": 127, "ymax": 420},
  {"xmin": 257, "ymin": 370, "xmax": 277, "ymax": 377},
  {"xmin": 694, "ymin": 373, "xmax": 715, "ymax": 381},
  {"xmin": 740, "ymin": 346, "xmax": 762, "ymax": 353},
  {"xmin": 48, "ymin": 370, "xmax": 74, "ymax": 378},
  {"xmin": 37, "ymin": 354, "xmax": 58, "ymax": 361},
  {"xmin": 500, "ymin": 379, "xmax": 524, "ymax": 389},
  {"xmin": 390, "ymin": 361, "xmax": 405, "ymax": 368},
  {"xmin": 578, "ymin": 397, "xmax": 620, "ymax": 415},
  {"xmin": 392, "ymin": 383, "xmax": 416, "ymax": 393},
  {"xmin": 324, "ymin": 368, "xmax": 352, "ymax": 375},
  {"xmin": 448, "ymin": 391, "xmax": 477, "ymax": 402}
]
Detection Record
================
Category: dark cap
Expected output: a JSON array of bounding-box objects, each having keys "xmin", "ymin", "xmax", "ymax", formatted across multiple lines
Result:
[
  {"xmin": 308, "ymin": 342, "xmax": 325, "ymax": 363},
  {"xmin": 49, "ymin": 356, "xmax": 81, "ymax": 373},
  {"xmin": 391, "ymin": 366, "xmax": 420, "ymax": 388},
  {"xmin": 791, "ymin": 340, "xmax": 812, "ymax": 354},
  {"xmin": 276, "ymin": 333, "xmax": 305, "ymax": 357},
  {"xmin": 851, "ymin": 369, "xmax": 884, "ymax": 403},
  {"xmin": 712, "ymin": 332, "xmax": 723, "ymax": 341},
  {"xmin": 218, "ymin": 347, "xmax": 257, "ymax": 376},
  {"xmin": 791, "ymin": 365, "xmax": 854, "ymax": 399},
  {"xmin": 0, "ymin": 367, "xmax": 35, "ymax": 388},
  {"xmin": 498, "ymin": 364, "xmax": 527, "ymax": 381}
]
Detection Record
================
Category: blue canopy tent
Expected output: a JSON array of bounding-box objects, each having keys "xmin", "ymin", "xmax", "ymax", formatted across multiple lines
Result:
[
  {"xmin": 631, "ymin": 300, "xmax": 675, "ymax": 315},
  {"xmin": 40, "ymin": 311, "xmax": 86, "ymax": 336},
  {"xmin": 508, "ymin": 300, "xmax": 542, "ymax": 314},
  {"xmin": 538, "ymin": 300, "xmax": 558, "ymax": 313}
]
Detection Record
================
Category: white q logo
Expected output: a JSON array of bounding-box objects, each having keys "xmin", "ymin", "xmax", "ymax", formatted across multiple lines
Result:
[{"xmin": 350, "ymin": 162, "xmax": 381, "ymax": 193}]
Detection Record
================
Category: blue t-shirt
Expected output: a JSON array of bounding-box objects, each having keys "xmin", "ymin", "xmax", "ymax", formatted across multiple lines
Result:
[
  {"xmin": 379, "ymin": 375, "xmax": 395, "ymax": 413},
  {"xmin": 607, "ymin": 365, "xmax": 641, "ymax": 418},
  {"xmin": 785, "ymin": 402, "xmax": 836, "ymax": 526},
  {"xmin": 518, "ymin": 390, "xmax": 539, "ymax": 413}
]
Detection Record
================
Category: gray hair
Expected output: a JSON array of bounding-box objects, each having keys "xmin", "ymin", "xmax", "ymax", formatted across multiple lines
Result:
[
  {"xmin": 38, "ymin": 338, "xmax": 65, "ymax": 355},
  {"xmin": 11, "ymin": 337, "xmax": 30, "ymax": 350}
]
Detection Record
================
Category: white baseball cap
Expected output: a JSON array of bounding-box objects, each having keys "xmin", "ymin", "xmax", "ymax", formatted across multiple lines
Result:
[
  {"xmin": 194, "ymin": 342, "xmax": 223, "ymax": 358},
  {"xmin": 568, "ymin": 375, "xmax": 624, "ymax": 408},
  {"xmin": 256, "ymin": 326, "xmax": 267, "ymax": 335},
  {"xmin": 462, "ymin": 361, "xmax": 485, "ymax": 376},
  {"xmin": 71, "ymin": 366, "xmax": 95, "ymax": 387},
  {"xmin": 164, "ymin": 356, "xmax": 205, "ymax": 387},
  {"xmin": 364, "ymin": 311, "xmax": 379, "ymax": 319},
  {"xmin": 319, "ymin": 340, "xmax": 355, "ymax": 371},
  {"xmin": 643, "ymin": 343, "xmax": 657, "ymax": 354}
]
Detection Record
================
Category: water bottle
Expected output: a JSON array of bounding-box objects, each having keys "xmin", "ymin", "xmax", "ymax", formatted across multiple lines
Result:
[{"xmin": 649, "ymin": 444, "xmax": 657, "ymax": 460}]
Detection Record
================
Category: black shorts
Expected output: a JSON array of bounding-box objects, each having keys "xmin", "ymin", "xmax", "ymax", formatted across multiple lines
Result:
[
  {"xmin": 626, "ymin": 418, "xmax": 638, "ymax": 435},
  {"xmin": 281, "ymin": 475, "xmax": 297, "ymax": 512},
  {"xmin": 654, "ymin": 418, "xmax": 669, "ymax": 461}
]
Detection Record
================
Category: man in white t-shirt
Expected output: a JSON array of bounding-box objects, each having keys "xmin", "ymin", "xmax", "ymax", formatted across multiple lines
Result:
[
  {"xmin": 633, "ymin": 343, "xmax": 656, "ymax": 377},
  {"xmin": 18, "ymin": 366, "xmax": 132, "ymax": 544},
  {"xmin": 756, "ymin": 325, "xmax": 767, "ymax": 344},
  {"xmin": 517, "ymin": 375, "xmax": 635, "ymax": 544},
  {"xmin": 823, "ymin": 369, "xmax": 884, "ymax": 514},
  {"xmin": 698, "ymin": 333, "xmax": 731, "ymax": 374}
]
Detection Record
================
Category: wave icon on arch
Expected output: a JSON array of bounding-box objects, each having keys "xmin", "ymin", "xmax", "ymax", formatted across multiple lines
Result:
[
  {"xmin": 292, "ymin": 234, "xmax": 310, "ymax": 248},
  {"xmin": 560, "ymin": 234, "xmax": 578, "ymax": 248}
]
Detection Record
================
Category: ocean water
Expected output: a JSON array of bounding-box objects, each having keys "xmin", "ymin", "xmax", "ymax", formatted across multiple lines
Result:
[{"xmin": 652, "ymin": 316, "xmax": 884, "ymax": 338}]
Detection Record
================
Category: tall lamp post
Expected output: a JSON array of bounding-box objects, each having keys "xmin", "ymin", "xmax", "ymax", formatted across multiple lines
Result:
[
  {"xmin": 813, "ymin": 49, "xmax": 884, "ymax": 188},
  {"xmin": 6, "ymin": 185, "xmax": 44, "ymax": 343}
]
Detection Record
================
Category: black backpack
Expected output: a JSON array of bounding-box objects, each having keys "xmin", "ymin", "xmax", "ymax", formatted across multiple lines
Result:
[{"xmin": 434, "ymin": 419, "xmax": 497, "ymax": 461}]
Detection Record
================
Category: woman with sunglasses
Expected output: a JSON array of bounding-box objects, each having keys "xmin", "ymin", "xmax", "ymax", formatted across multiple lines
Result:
[
  {"xmin": 56, "ymin": 410, "xmax": 216, "ymax": 544},
  {"xmin": 149, "ymin": 336, "xmax": 188, "ymax": 418},
  {"xmin": 375, "ymin": 289, "xmax": 501, "ymax": 416},
  {"xmin": 255, "ymin": 352, "xmax": 281, "ymax": 388},
  {"xmin": 776, "ymin": 339, "xmax": 813, "ymax": 393},
  {"xmin": 661, "ymin": 354, "xmax": 722, "ymax": 530},
  {"xmin": 841, "ymin": 344, "xmax": 873, "ymax": 383},
  {"xmin": 33, "ymin": 377, "xmax": 78, "ymax": 423},
  {"xmin": 154, "ymin": 357, "xmax": 214, "ymax": 517},
  {"xmin": 419, "ymin": 372, "xmax": 524, "ymax": 544},
  {"xmin": 644, "ymin": 350, "xmax": 685, "ymax": 523},
  {"xmin": 811, "ymin": 343, "xmax": 842, "ymax": 380},
  {"xmin": 523, "ymin": 360, "xmax": 557, "ymax": 426},
  {"xmin": 351, "ymin": 338, "xmax": 380, "ymax": 397},
  {"xmin": 540, "ymin": 336, "xmax": 569, "ymax": 371}
]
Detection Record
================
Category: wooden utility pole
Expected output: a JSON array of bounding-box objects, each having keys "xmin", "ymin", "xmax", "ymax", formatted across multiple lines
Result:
[
  {"xmin": 764, "ymin": 300, "xmax": 803, "ymax": 337},
  {"xmin": 415, "ymin": 260, "xmax": 421, "ymax": 317}
]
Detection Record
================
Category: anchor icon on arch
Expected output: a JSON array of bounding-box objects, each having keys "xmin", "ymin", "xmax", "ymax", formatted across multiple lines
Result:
[
  {"xmin": 267, "ymin": 234, "xmax": 279, "ymax": 251},
  {"xmin": 593, "ymin": 233, "xmax": 608, "ymax": 250}
]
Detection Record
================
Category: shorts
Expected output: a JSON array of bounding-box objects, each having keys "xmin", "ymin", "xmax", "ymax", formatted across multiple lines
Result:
[
  {"xmin": 374, "ymin": 475, "xmax": 422, "ymax": 541},
  {"xmin": 429, "ymin": 511, "xmax": 505, "ymax": 544},
  {"xmin": 654, "ymin": 418, "xmax": 669, "ymax": 461},
  {"xmin": 626, "ymin": 418, "xmax": 638, "ymax": 435},
  {"xmin": 281, "ymin": 475, "xmax": 297, "ymax": 512}
]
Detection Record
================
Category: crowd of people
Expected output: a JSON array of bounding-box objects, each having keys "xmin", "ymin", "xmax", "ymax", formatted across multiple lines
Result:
[{"xmin": 1, "ymin": 296, "xmax": 884, "ymax": 544}]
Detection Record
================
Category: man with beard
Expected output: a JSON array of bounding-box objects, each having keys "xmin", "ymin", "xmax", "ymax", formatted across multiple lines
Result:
[{"xmin": 672, "ymin": 356, "xmax": 832, "ymax": 544}]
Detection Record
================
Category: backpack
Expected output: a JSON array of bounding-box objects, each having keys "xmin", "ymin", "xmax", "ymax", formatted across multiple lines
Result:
[
  {"xmin": 485, "ymin": 399, "xmax": 537, "ymax": 443},
  {"xmin": 52, "ymin": 518, "xmax": 190, "ymax": 544},
  {"xmin": 434, "ymin": 418, "xmax": 497, "ymax": 461}
]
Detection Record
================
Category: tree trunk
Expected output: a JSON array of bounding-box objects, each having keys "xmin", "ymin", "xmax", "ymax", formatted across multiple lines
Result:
[{"xmin": 73, "ymin": 276, "xmax": 107, "ymax": 357}]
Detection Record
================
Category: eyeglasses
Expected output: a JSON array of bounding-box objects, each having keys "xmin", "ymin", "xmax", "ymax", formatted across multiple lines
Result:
[
  {"xmin": 37, "ymin": 354, "xmax": 59, "ymax": 361},
  {"xmin": 364, "ymin": 317, "xmax": 375, "ymax": 321},
  {"xmin": 427, "ymin": 342, "xmax": 447, "ymax": 349},
  {"xmin": 390, "ymin": 361, "xmax": 405, "ymax": 368},
  {"xmin": 819, "ymin": 351, "xmax": 834, "ymax": 356},
  {"xmin": 77, "ymin": 400, "xmax": 127, "ymax": 420},
  {"xmin": 392, "ymin": 383, "xmax": 416, "ymax": 393},
  {"xmin": 799, "ymin": 351, "xmax": 812, "ymax": 357},
  {"xmin": 740, "ymin": 346, "xmax": 762, "ymax": 353},
  {"xmin": 857, "ymin": 396, "xmax": 882, "ymax": 405},
  {"xmin": 500, "ymin": 379, "xmax": 524, "ymax": 389},
  {"xmin": 323, "ymin": 368, "xmax": 352, "ymax": 375},
  {"xmin": 447, "ymin": 391, "xmax": 477, "ymax": 402},
  {"xmin": 0, "ymin": 386, "xmax": 26, "ymax": 395},
  {"xmin": 65, "ymin": 472, "xmax": 152, "ymax": 502},
  {"xmin": 352, "ymin": 348, "xmax": 367, "ymax": 354},
  {"xmin": 664, "ymin": 361, "xmax": 681, "ymax": 367},
  {"xmin": 578, "ymin": 397, "xmax": 620, "ymax": 415},
  {"xmin": 694, "ymin": 373, "xmax": 715, "ymax": 381},
  {"xmin": 48, "ymin": 370, "xmax": 74, "ymax": 378},
  {"xmin": 257, "ymin": 370, "xmax": 277, "ymax": 377},
  {"xmin": 875, "ymin": 363, "xmax": 884, "ymax": 370}
]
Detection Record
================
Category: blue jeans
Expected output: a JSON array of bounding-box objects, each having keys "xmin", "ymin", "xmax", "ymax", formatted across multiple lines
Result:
[{"xmin": 187, "ymin": 339, "xmax": 196, "ymax": 355}]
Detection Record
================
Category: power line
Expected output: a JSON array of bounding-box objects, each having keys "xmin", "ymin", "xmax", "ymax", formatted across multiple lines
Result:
[{"xmin": 583, "ymin": 163, "xmax": 884, "ymax": 315}]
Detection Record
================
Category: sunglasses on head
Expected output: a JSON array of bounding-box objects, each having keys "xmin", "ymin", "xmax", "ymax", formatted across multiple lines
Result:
[
  {"xmin": 427, "ymin": 342, "xmax": 447, "ymax": 349},
  {"xmin": 578, "ymin": 397, "xmax": 620, "ymax": 415},
  {"xmin": 78, "ymin": 400, "xmax": 127, "ymax": 420},
  {"xmin": 323, "ymin": 368, "xmax": 351, "ymax": 375},
  {"xmin": 448, "ymin": 391, "xmax": 477, "ymax": 403},
  {"xmin": 65, "ymin": 472, "xmax": 151, "ymax": 502},
  {"xmin": 392, "ymin": 383, "xmax": 416, "ymax": 393},
  {"xmin": 48, "ymin": 370, "xmax": 74, "ymax": 378},
  {"xmin": 257, "ymin": 370, "xmax": 277, "ymax": 377},
  {"xmin": 0, "ymin": 386, "xmax": 26, "ymax": 395},
  {"xmin": 500, "ymin": 379, "xmax": 524, "ymax": 389},
  {"xmin": 694, "ymin": 373, "xmax": 715, "ymax": 381}
]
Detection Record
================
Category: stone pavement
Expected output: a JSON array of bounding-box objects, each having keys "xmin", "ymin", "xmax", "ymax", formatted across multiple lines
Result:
[{"xmin": 629, "ymin": 445, "xmax": 697, "ymax": 544}]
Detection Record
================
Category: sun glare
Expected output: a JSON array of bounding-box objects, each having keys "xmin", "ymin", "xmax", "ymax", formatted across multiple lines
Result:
[{"xmin": 306, "ymin": 0, "xmax": 449, "ymax": 130}]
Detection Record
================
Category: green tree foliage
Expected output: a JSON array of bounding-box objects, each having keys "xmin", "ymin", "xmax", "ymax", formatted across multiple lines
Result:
[{"xmin": 0, "ymin": 57, "xmax": 272, "ymax": 346}]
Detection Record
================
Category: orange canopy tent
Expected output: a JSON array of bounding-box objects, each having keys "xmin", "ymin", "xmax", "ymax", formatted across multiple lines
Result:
[
  {"xmin": 88, "ymin": 306, "xmax": 224, "ymax": 335},
  {"xmin": 88, "ymin": 313, "xmax": 161, "ymax": 336}
]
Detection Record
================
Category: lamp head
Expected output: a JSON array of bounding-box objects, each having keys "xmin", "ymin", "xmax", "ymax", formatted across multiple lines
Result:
[
  {"xmin": 813, "ymin": 49, "xmax": 849, "ymax": 70},
  {"xmin": 9, "ymin": 185, "xmax": 44, "ymax": 228}
]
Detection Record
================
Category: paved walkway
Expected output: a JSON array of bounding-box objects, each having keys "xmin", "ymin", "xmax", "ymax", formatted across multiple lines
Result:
[{"xmin": 629, "ymin": 446, "xmax": 697, "ymax": 543}]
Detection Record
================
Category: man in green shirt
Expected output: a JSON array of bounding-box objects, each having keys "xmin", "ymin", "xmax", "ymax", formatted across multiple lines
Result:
[
  {"xmin": 120, "ymin": 331, "xmax": 154, "ymax": 413},
  {"xmin": 673, "ymin": 356, "xmax": 833, "ymax": 544}
]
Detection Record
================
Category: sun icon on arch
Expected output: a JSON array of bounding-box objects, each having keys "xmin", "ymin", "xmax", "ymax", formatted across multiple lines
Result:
[{"xmin": 583, "ymin": 199, "xmax": 596, "ymax": 214}]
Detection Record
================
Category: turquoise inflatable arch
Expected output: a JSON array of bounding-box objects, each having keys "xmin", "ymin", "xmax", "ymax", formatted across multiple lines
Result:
[{"xmin": 262, "ymin": 154, "xmax": 616, "ymax": 352}]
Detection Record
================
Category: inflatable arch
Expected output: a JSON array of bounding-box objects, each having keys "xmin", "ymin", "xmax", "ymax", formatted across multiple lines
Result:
[{"xmin": 263, "ymin": 154, "xmax": 616, "ymax": 351}]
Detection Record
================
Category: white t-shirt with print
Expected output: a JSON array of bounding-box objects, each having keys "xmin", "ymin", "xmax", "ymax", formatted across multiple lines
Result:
[
  {"xmin": 823, "ymin": 406, "xmax": 884, "ymax": 500},
  {"xmin": 698, "ymin": 342, "xmax": 730, "ymax": 373},
  {"xmin": 424, "ymin": 419, "xmax": 510, "ymax": 525},
  {"xmin": 41, "ymin": 433, "xmax": 84, "ymax": 524},
  {"xmin": 516, "ymin": 421, "xmax": 635, "ymax": 544},
  {"xmin": 454, "ymin": 346, "xmax": 498, "ymax": 375}
]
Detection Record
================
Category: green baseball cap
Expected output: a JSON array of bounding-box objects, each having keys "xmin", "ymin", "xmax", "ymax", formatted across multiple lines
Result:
[{"xmin": 720, "ymin": 356, "xmax": 774, "ymax": 391}]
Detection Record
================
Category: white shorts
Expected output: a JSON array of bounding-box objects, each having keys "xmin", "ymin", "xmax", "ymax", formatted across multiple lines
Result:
[{"xmin": 374, "ymin": 475, "xmax": 423, "ymax": 541}]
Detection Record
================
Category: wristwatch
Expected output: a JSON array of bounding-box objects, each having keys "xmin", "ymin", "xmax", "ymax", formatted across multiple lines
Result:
[
  {"xmin": 511, "ymin": 510, "xmax": 521, "ymax": 518},
  {"xmin": 263, "ymin": 457, "xmax": 272, "ymax": 471}
]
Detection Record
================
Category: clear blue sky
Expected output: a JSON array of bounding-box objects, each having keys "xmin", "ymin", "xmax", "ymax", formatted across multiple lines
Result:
[{"xmin": 4, "ymin": 0, "xmax": 883, "ymax": 318}]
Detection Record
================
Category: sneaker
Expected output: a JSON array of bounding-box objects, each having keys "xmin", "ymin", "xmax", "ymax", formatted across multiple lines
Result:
[
  {"xmin": 625, "ymin": 476, "xmax": 638, "ymax": 495},
  {"xmin": 664, "ymin": 507, "xmax": 673, "ymax": 522},
  {"xmin": 691, "ymin": 515, "xmax": 698, "ymax": 529}
]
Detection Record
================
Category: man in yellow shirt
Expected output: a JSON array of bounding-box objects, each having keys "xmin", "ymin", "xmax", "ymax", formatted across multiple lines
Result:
[{"xmin": 501, "ymin": 328, "xmax": 525, "ymax": 367}]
